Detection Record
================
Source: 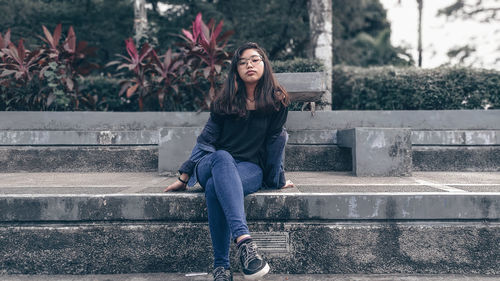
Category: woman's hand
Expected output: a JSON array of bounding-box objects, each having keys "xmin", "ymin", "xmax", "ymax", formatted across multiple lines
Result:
[
  {"xmin": 281, "ymin": 180, "xmax": 295, "ymax": 189},
  {"xmin": 164, "ymin": 173, "xmax": 189, "ymax": 192}
]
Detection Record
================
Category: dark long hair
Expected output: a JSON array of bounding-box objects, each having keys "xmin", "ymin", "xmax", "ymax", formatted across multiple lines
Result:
[{"xmin": 211, "ymin": 42, "xmax": 290, "ymax": 117}]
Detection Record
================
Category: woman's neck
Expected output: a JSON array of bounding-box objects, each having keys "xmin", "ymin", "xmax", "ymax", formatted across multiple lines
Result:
[{"xmin": 245, "ymin": 83, "xmax": 256, "ymax": 100}]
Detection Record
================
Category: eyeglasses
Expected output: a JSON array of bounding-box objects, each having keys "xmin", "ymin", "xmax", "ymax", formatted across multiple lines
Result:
[{"xmin": 237, "ymin": 55, "xmax": 263, "ymax": 67}]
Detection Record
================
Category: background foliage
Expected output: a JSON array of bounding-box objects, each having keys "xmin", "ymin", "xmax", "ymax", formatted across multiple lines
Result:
[
  {"xmin": 0, "ymin": 0, "xmax": 411, "ymax": 67},
  {"xmin": 1, "ymin": 0, "xmax": 494, "ymax": 112},
  {"xmin": 332, "ymin": 66, "xmax": 500, "ymax": 110}
]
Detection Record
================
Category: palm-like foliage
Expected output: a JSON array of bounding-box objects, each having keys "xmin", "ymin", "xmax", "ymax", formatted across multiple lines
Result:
[{"xmin": 180, "ymin": 13, "xmax": 234, "ymax": 105}]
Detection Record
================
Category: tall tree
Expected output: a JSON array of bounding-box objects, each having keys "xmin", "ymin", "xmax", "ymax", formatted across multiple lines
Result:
[
  {"xmin": 417, "ymin": 0, "xmax": 423, "ymax": 67},
  {"xmin": 307, "ymin": 0, "xmax": 333, "ymax": 110},
  {"xmin": 134, "ymin": 0, "xmax": 148, "ymax": 44}
]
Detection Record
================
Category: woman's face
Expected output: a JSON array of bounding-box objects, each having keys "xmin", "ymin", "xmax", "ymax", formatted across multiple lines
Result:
[{"xmin": 237, "ymin": 48, "xmax": 264, "ymax": 85}]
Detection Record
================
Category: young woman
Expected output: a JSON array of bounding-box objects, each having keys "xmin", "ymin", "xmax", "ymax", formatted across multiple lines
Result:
[{"xmin": 165, "ymin": 42, "xmax": 293, "ymax": 281}]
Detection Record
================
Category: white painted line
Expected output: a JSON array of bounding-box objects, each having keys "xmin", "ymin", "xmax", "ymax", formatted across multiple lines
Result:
[
  {"xmin": 294, "ymin": 183, "xmax": 500, "ymax": 186},
  {"xmin": 413, "ymin": 179, "xmax": 467, "ymax": 193}
]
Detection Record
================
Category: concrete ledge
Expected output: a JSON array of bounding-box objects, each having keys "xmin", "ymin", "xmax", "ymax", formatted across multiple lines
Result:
[
  {"xmin": 158, "ymin": 127, "xmax": 202, "ymax": 175},
  {"xmin": 1, "ymin": 111, "xmax": 499, "ymax": 131},
  {"xmin": 412, "ymin": 130, "xmax": 500, "ymax": 146},
  {"xmin": 413, "ymin": 146, "xmax": 500, "ymax": 172},
  {"xmin": 1, "ymin": 193, "xmax": 500, "ymax": 222},
  {"xmin": 0, "ymin": 146, "xmax": 157, "ymax": 172},
  {"xmin": 0, "ymin": 130, "xmax": 158, "ymax": 146},
  {"xmin": 2, "ymin": 145, "xmax": 498, "ymax": 172},
  {"xmin": 275, "ymin": 72, "xmax": 326, "ymax": 102},
  {"xmin": 284, "ymin": 145, "xmax": 351, "ymax": 171},
  {"xmin": 338, "ymin": 128, "xmax": 412, "ymax": 176},
  {"xmin": 1, "ymin": 222, "xmax": 499, "ymax": 274}
]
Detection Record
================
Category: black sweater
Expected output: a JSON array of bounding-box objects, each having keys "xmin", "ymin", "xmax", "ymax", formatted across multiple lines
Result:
[{"xmin": 213, "ymin": 105, "xmax": 288, "ymax": 166}]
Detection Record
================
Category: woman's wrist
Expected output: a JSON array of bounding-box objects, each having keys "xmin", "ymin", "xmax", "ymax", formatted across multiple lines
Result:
[
  {"xmin": 178, "ymin": 173, "xmax": 189, "ymax": 185},
  {"xmin": 178, "ymin": 177, "xmax": 188, "ymax": 185}
]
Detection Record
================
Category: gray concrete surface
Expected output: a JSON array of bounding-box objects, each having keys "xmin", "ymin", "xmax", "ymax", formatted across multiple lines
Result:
[
  {"xmin": 1, "ymin": 172, "xmax": 500, "ymax": 275},
  {"xmin": 1, "ymin": 111, "xmax": 499, "ymax": 131},
  {"xmin": 0, "ymin": 146, "xmax": 158, "ymax": 172},
  {"xmin": 2, "ymin": 273, "xmax": 500, "ymax": 281},
  {"xmin": 0, "ymin": 171, "xmax": 498, "ymax": 193},
  {"xmin": 338, "ymin": 128, "xmax": 412, "ymax": 176},
  {"xmin": 158, "ymin": 127, "xmax": 202, "ymax": 175},
  {"xmin": 1, "ymin": 172, "xmax": 500, "ymax": 221}
]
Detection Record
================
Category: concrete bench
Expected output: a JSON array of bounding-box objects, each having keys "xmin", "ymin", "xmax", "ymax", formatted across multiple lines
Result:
[
  {"xmin": 337, "ymin": 127, "xmax": 412, "ymax": 176},
  {"xmin": 1, "ymin": 110, "xmax": 499, "ymax": 174},
  {"xmin": 158, "ymin": 72, "xmax": 328, "ymax": 175}
]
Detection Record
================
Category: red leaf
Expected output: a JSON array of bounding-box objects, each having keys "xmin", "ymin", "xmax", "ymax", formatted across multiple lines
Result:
[
  {"xmin": 193, "ymin": 13, "xmax": 203, "ymax": 41},
  {"xmin": 47, "ymin": 93, "xmax": 55, "ymax": 106},
  {"xmin": 200, "ymin": 20, "xmax": 210, "ymax": 45},
  {"xmin": 53, "ymin": 24, "xmax": 62, "ymax": 47},
  {"xmin": 202, "ymin": 66, "xmax": 210, "ymax": 79},
  {"xmin": 0, "ymin": 29, "xmax": 11, "ymax": 49},
  {"xmin": 158, "ymin": 92, "xmax": 165, "ymax": 108},
  {"xmin": 165, "ymin": 48, "xmax": 172, "ymax": 67},
  {"xmin": 66, "ymin": 77, "xmax": 74, "ymax": 91},
  {"xmin": 17, "ymin": 39, "xmax": 26, "ymax": 62},
  {"xmin": 42, "ymin": 25, "xmax": 54, "ymax": 48},
  {"xmin": 181, "ymin": 29, "xmax": 194, "ymax": 42},
  {"xmin": 64, "ymin": 26, "xmax": 76, "ymax": 53},
  {"xmin": 126, "ymin": 83, "xmax": 139, "ymax": 98},
  {"xmin": 138, "ymin": 43, "xmax": 152, "ymax": 61},
  {"xmin": 213, "ymin": 20, "xmax": 223, "ymax": 41},
  {"xmin": 125, "ymin": 38, "xmax": 138, "ymax": 61}
]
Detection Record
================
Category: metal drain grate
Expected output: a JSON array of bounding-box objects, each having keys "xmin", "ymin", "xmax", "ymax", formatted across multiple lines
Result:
[{"xmin": 251, "ymin": 232, "xmax": 289, "ymax": 253}]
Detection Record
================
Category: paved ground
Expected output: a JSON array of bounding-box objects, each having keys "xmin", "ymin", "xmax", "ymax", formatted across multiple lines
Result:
[
  {"xmin": 2, "ymin": 274, "xmax": 500, "ymax": 281},
  {"xmin": 0, "ymin": 171, "xmax": 499, "ymax": 194}
]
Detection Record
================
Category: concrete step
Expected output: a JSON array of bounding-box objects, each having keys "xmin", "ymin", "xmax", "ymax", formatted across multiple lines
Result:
[
  {"xmin": 0, "ymin": 172, "xmax": 499, "ymax": 275},
  {"xmin": 2, "ymin": 273, "xmax": 500, "ymax": 281},
  {"xmin": 1, "ymin": 145, "xmax": 498, "ymax": 172}
]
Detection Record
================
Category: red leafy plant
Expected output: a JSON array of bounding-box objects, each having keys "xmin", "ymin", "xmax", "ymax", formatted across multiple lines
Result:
[
  {"xmin": 39, "ymin": 24, "xmax": 99, "ymax": 110},
  {"xmin": 107, "ymin": 38, "xmax": 154, "ymax": 111},
  {"xmin": 151, "ymin": 48, "xmax": 185, "ymax": 110},
  {"xmin": 0, "ymin": 24, "xmax": 99, "ymax": 110},
  {"xmin": 180, "ymin": 12, "xmax": 234, "ymax": 107},
  {"xmin": 0, "ymin": 29, "xmax": 12, "ymax": 63},
  {"xmin": 107, "ymin": 38, "xmax": 187, "ymax": 111},
  {"xmin": 0, "ymin": 35, "xmax": 46, "ymax": 110}
]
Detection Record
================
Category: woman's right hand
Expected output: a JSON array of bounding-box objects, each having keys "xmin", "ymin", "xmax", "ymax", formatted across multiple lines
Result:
[{"xmin": 164, "ymin": 180, "xmax": 187, "ymax": 192}]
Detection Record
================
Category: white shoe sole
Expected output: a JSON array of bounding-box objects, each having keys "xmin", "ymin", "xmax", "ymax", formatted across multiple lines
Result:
[{"xmin": 243, "ymin": 262, "xmax": 270, "ymax": 280}]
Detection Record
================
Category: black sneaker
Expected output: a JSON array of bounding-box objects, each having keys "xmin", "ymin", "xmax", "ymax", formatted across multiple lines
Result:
[
  {"xmin": 237, "ymin": 239, "xmax": 270, "ymax": 280},
  {"xmin": 213, "ymin": 266, "xmax": 233, "ymax": 281}
]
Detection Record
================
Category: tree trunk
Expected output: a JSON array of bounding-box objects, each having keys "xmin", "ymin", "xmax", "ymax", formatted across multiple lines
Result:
[
  {"xmin": 307, "ymin": 0, "xmax": 333, "ymax": 110},
  {"xmin": 417, "ymin": 0, "xmax": 423, "ymax": 67},
  {"xmin": 134, "ymin": 0, "xmax": 148, "ymax": 44}
]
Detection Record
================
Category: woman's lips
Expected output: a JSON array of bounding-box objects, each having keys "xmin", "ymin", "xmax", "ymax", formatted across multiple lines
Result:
[{"xmin": 246, "ymin": 70, "xmax": 256, "ymax": 75}]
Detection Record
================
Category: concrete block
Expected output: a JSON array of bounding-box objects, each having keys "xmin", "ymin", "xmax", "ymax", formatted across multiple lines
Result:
[
  {"xmin": 465, "ymin": 130, "xmax": 500, "ymax": 145},
  {"xmin": 287, "ymin": 129, "xmax": 337, "ymax": 144},
  {"xmin": 285, "ymin": 145, "xmax": 351, "ymax": 171},
  {"xmin": 0, "ymin": 146, "xmax": 157, "ymax": 172},
  {"xmin": 338, "ymin": 128, "xmax": 412, "ymax": 176},
  {"xmin": 413, "ymin": 146, "xmax": 500, "ymax": 171},
  {"xmin": 158, "ymin": 127, "xmax": 203, "ymax": 175},
  {"xmin": 1, "ymin": 222, "xmax": 500, "ymax": 274},
  {"xmin": 411, "ymin": 130, "xmax": 500, "ymax": 146},
  {"xmin": 411, "ymin": 130, "xmax": 466, "ymax": 145},
  {"xmin": 0, "ymin": 130, "xmax": 158, "ymax": 146},
  {"xmin": 274, "ymin": 72, "xmax": 326, "ymax": 102}
]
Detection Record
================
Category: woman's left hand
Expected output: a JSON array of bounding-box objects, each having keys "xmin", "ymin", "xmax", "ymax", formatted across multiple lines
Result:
[
  {"xmin": 164, "ymin": 179, "xmax": 187, "ymax": 192},
  {"xmin": 281, "ymin": 180, "xmax": 295, "ymax": 189}
]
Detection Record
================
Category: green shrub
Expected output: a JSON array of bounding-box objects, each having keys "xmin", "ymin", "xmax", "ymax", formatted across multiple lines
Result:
[
  {"xmin": 332, "ymin": 66, "xmax": 500, "ymax": 110},
  {"xmin": 271, "ymin": 58, "xmax": 324, "ymax": 73}
]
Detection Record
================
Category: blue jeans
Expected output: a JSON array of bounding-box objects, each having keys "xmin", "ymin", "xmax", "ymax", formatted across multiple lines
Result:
[{"xmin": 195, "ymin": 130, "xmax": 288, "ymax": 269}]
